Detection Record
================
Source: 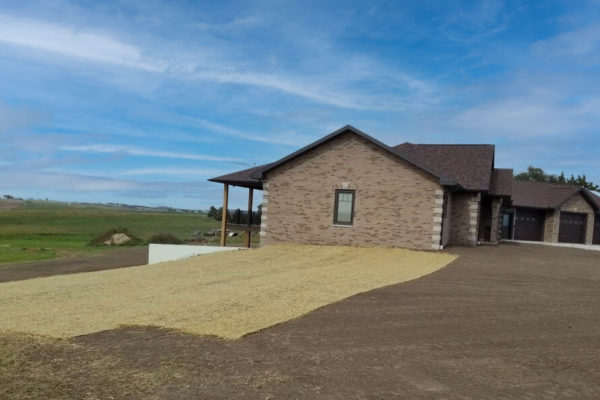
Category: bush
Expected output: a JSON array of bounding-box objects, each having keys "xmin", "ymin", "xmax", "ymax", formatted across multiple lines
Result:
[
  {"xmin": 89, "ymin": 228, "xmax": 142, "ymax": 246},
  {"xmin": 148, "ymin": 233, "xmax": 184, "ymax": 244}
]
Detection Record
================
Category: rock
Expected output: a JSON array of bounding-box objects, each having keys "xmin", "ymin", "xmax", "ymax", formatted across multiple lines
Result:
[{"xmin": 104, "ymin": 233, "xmax": 132, "ymax": 246}]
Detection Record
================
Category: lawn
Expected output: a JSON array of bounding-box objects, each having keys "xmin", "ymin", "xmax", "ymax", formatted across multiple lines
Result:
[
  {"xmin": 0, "ymin": 199, "xmax": 225, "ymax": 264},
  {"xmin": 0, "ymin": 245, "xmax": 457, "ymax": 339}
]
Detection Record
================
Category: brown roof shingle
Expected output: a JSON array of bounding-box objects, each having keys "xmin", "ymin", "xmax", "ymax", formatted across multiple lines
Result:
[
  {"xmin": 393, "ymin": 143, "xmax": 495, "ymax": 191},
  {"xmin": 489, "ymin": 168, "xmax": 513, "ymax": 196},
  {"xmin": 208, "ymin": 163, "xmax": 272, "ymax": 189},
  {"xmin": 511, "ymin": 180, "xmax": 600, "ymax": 211}
]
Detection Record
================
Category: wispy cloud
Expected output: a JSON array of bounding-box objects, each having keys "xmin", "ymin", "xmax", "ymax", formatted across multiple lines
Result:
[
  {"xmin": 444, "ymin": 86, "xmax": 600, "ymax": 141},
  {"xmin": 0, "ymin": 102, "xmax": 45, "ymax": 134},
  {"xmin": 0, "ymin": 13, "xmax": 162, "ymax": 72},
  {"xmin": 121, "ymin": 167, "xmax": 226, "ymax": 177},
  {"xmin": 0, "ymin": 12, "xmax": 436, "ymax": 111},
  {"xmin": 60, "ymin": 144, "xmax": 246, "ymax": 164}
]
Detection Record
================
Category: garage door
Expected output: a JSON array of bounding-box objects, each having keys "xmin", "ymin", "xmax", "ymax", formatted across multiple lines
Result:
[
  {"xmin": 593, "ymin": 216, "xmax": 600, "ymax": 245},
  {"xmin": 514, "ymin": 209, "xmax": 544, "ymax": 241},
  {"xmin": 559, "ymin": 212, "xmax": 587, "ymax": 244}
]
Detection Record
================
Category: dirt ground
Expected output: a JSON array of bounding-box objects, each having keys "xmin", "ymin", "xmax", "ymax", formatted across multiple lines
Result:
[
  {"xmin": 0, "ymin": 246, "xmax": 148, "ymax": 282},
  {"xmin": 2, "ymin": 243, "xmax": 600, "ymax": 399}
]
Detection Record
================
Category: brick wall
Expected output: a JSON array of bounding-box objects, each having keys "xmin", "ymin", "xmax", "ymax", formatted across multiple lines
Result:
[
  {"xmin": 260, "ymin": 132, "xmax": 444, "ymax": 250},
  {"xmin": 448, "ymin": 192, "xmax": 480, "ymax": 246}
]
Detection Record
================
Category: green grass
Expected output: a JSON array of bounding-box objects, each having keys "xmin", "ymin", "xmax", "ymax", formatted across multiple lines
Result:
[{"xmin": 0, "ymin": 200, "xmax": 226, "ymax": 264}]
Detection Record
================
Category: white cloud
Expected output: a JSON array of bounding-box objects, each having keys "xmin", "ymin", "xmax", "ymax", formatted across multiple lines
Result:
[
  {"xmin": 0, "ymin": 102, "xmax": 44, "ymax": 134},
  {"xmin": 60, "ymin": 144, "xmax": 245, "ymax": 164},
  {"xmin": 188, "ymin": 118, "xmax": 313, "ymax": 146},
  {"xmin": 451, "ymin": 92, "xmax": 600, "ymax": 138},
  {"xmin": 0, "ymin": 13, "xmax": 436, "ymax": 111},
  {"xmin": 121, "ymin": 167, "xmax": 227, "ymax": 177},
  {"xmin": 533, "ymin": 25, "xmax": 600, "ymax": 59},
  {"xmin": 0, "ymin": 13, "xmax": 163, "ymax": 71}
]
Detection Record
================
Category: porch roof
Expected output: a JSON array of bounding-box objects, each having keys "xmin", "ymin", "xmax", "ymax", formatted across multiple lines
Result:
[{"xmin": 208, "ymin": 164, "xmax": 271, "ymax": 189}]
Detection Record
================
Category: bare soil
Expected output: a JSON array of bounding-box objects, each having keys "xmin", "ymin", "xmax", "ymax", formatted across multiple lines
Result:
[
  {"xmin": 0, "ymin": 246, "xmax": 148, "ymax": 282},
  {"xmin": 2, "ymin": 243, "xmax": 600, "ymax": 399}
]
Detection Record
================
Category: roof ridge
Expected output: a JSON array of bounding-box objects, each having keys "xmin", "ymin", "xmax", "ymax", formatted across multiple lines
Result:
[{"xmin": 513, "ymin": 179, "xmax": 582, "ymax": 189}]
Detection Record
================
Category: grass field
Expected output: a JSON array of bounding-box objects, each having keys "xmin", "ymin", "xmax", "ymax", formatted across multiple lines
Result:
[
  {"xmin": 0, "ymin": 244, "xmax": 457, "ymax": 339},
  {"xmin": 0, "ymin": 199, "xmax": 225, "ymax": 264}
]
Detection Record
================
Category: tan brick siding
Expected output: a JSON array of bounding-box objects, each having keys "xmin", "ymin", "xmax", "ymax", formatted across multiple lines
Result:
[
  {"xmin": 448, "ymin": 192, "xmax": 480, "ymax": 246},
  {"xmin": 260, "ymin": 132, "xmax": 443, "ymax": 250}
]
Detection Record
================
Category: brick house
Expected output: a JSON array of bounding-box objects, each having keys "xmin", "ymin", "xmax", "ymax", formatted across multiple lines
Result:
[{"xmin": 209, "ymin": 125, "xmax": 600, "ymax": 250}]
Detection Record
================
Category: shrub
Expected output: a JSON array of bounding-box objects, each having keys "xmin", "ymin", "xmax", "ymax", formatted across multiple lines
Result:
[{"xmin": 148, "ymin": 233, "xmax": 184, "ymax": 244}]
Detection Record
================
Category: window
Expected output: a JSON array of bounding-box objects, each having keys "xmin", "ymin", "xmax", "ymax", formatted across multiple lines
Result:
[{"xmin": 334, "ymin": 190, "xmax": 355, "ymax": 225}]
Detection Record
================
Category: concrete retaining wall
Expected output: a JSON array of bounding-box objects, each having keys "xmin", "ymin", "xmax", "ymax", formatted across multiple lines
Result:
[{"xmin": 148, "ymin": 244, "xmax": 245, "ymax": 264}]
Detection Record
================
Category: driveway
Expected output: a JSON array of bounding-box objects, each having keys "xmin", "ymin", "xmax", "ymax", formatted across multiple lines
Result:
[{"xmin": 2, "ymin": 243, "xmax": 600, "ymax": 399}]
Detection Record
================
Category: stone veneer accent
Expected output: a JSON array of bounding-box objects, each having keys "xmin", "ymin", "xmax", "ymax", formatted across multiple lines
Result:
[
  {"xmin": 431, "ymin": 189, "xmax": 445, "ymax": 250},
  {"xmin": 543, "ymin": 210, "xmax": 559, "ymax": 243},
  {"xmin": 542, "ymin": 192, "xmax": 596, "ymax": 244},
  {"xmin": 448, "ymin": 192, "xmax": 480, "ymax": 246},
  {"xmin": 260, "ymin": 132, "xmax": 444, "ymax": 250},
  {"xmin": 489, "ymin": 197, "xmax": 503, "ymax": 243},
  {"xmin": 441, "ymin": 191, "xmax": 452, "ymax": 248}
]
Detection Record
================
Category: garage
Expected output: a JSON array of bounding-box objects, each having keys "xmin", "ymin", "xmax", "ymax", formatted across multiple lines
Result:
[
  {"xmin": 514, "ymin": 208, "xmax": 545, "ymax": 241},
  {"xmin": 594, "ymin": 216, "xmax": 600, "ymax": 245},
  {"xmin": 558, "ymin": 212, "xmax": 587, "ymax": 244}
]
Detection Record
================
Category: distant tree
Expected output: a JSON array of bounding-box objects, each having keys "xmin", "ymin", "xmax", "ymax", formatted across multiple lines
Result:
[
  {"xmin": 515, "ymin": 166, "xmax": 599, "ymax": 191},
  {"xmin": 207, "ymin": 206, "xmax": 222, "ymax": 221}
]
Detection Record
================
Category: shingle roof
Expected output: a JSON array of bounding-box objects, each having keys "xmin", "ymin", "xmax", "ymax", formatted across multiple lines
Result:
[
  {"xmin": 393, "ymin": 143, "xmax": 495, "ymax": 191},
  {"xmin": 590, "ymin": 191, "xmax": 600, "ymax": 210},
  {"xmin": 208, "ymin": 164, "xmax": 272, "ymax": 189},
  {"xmin": 511, "ymin": 180, "xmax": 600, "ymax": 211},
  {"xmin": 249, "ymin": 125, "xmax": 456, "ymax": 185},
  {"xmin": 489, "ymin": 168, "xmax": 513, "ymax": 196},
  {"xmin": 209, "ymin": 126, "xmax": 502, "ymax": 190}
]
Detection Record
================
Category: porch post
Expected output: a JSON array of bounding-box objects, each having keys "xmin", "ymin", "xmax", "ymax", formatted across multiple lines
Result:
[
  {"xmin": 220, "ymin": 184, "xmax": 229, "ymax": 246},
  {"xmin": 245, "ymin": 188, "xmax": 254, "ymax": 248}
]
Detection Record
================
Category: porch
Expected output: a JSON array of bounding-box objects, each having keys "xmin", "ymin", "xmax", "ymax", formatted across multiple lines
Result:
[{"xmin": 208, "ymin": 165, "xmax": 265, "ymax": 248}]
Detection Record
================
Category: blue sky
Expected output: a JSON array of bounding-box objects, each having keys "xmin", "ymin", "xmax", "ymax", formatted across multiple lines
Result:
[{"xmin": 1, "ymin": 0, "xmax": 599, "ymax": 209}]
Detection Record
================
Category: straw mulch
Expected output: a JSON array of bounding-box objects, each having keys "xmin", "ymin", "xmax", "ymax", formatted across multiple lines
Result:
[{"xmin": 0, "ymin": 245, "xmax": 457, "ymax": 339}]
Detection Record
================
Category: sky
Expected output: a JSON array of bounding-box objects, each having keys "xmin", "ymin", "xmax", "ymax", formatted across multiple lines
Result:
[{"xmin": 1, "ymin": 0, "xmax": 599, "ymax": 209}]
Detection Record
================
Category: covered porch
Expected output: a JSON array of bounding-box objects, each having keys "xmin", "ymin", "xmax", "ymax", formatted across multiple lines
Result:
[{"xmin": 208, "ymin": 165, "xmax": 265, "ymax": 248}]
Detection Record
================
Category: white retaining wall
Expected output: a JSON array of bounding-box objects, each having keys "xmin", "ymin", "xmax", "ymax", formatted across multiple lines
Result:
[{"xmin": 148, "ymin": 244, "xmax": 245, "ymax": 264}]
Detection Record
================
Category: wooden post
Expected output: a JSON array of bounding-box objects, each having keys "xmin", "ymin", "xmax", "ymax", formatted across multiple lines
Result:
[
  {"xmin": 220, "ymin": 184, "xmax": 229, "ymax": 246},
  {"xmin": 245, "ymin": 187, "xmax": 254, "ymax": 248}
]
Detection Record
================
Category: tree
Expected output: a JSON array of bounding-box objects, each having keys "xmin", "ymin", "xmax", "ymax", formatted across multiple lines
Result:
[
  {"xmin": 515, "ymin": 166, "xmax": 599, "ymax": 191},
  {"xmin": 207, "ymin": 206, "xmax": 222, "ymax": 221}
]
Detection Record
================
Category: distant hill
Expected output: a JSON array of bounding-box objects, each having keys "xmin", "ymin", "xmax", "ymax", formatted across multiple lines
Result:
[{"xmin": 0, "ymin": 197, "xmax": 202, "ymax": 214}]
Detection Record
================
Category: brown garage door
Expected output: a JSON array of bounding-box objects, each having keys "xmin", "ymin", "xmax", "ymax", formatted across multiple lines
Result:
[
  {"xmin": 559, "ymin": 212, "xmax": 586, "ymax": 244},
  {"xmin": 593, "ymin": 216, "xmax": 600, "ymax": 245},
  {"xmin": 514, "ymin": 208, "xmax": 544, "ymax": 241}
]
